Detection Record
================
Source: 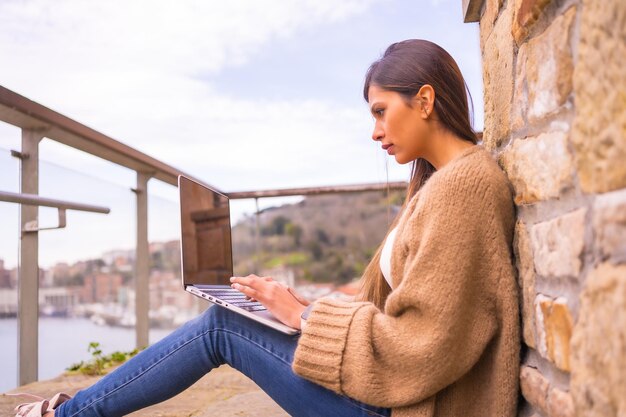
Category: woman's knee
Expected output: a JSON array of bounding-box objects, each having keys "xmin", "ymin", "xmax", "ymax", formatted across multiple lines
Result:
[
  {"xmin": 198, "ymin": 305, "xmax": 247, "ymax": 336},
  {"xmin": 200, "ymin": 304, "xmax": 232, "ymax": 325},
  {"xmin": 175, "ymin": 305, "xmax": 224, "ymax": 337}
]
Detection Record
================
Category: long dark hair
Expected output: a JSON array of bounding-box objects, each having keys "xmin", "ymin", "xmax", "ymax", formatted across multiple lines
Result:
[{"xmin": 358, "ymin": 39, "xmax": 478, "ymax": 308}]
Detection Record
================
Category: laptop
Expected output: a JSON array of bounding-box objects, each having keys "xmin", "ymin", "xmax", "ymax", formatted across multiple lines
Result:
[{"xmin": 178, "ymin": 175, "xmax": 299, "ymax": 335}]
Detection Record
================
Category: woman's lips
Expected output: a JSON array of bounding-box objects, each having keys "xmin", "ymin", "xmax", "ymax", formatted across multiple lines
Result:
[{"xmin": 382, "ymin": 143, "xmax": 394, "ymax": 155}]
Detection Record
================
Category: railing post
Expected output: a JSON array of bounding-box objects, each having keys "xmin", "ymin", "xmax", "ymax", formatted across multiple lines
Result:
[
  {"xmin": 18, "ymin": 129, "xmax": 45, "ymax": 385},
  {"xmin": 254, "ymin": 197, "xmax": 261, "ymax": 271},
  {"xmin": 134, "ymin": 172, "xmax": 150, "ymax": 349}
]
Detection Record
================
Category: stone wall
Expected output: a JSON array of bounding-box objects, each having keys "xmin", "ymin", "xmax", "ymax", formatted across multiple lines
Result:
[{"xmin": 470, "ymin": 0, "xmax": 625, "ymax": 416}]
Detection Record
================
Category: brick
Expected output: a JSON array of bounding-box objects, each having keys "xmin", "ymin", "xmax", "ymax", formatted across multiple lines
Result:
[
  {"xmin": 547, "ymin": 388, "xmax": 575, "ymax": 417},
  {"xmin": 512, "ymin": 0, "xmax": 554, "ymax": 45},
  {"xmin": 514, "ymin": 220, "xmax": 536, "ymax": 347},
  {"xmin": 499, "ymin": 132, "xmax": 574, "ymax": 205},
  {"xmin": 481, "ymin": 2, "xmax": 514, "ymax": 150},
  {"xmin": 520, "ymin": 366, "xmax": 549, "ymax": 415},
  {"xmin": 530, "ymin": 208, "xmax": 586, "ymax": 278},
  {"xmin": 571, "ymin": 262, "xmax": 626, "ymax": 417},
  {"xmin": 525, "ymin": 7, "xmax": 576, "ymax": 123},
  {"xmin": 593, "ymin": 187, "xmax": 626, "ymax": 263},
  {"xmin": 572, "ymin": 0, "xmax": 626, "ymax": 193},
  {"xmin": 539, "ymin": 297, "xmax": 573, "ymax": 371}
]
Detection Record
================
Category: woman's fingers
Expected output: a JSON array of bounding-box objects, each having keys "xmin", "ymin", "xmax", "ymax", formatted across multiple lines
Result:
[
  {"xmin": 230, "ymin": 275, "xmax": 269, "ymax": 300},
  {"xmin": 229, "ymin": 275, "xmax": 307, "ymax": 328},
  {"xmin": 230, "ymin": 275, "xmax": 257, "ymax": 287},
  {"xmin": 231, "ymin": 282, "xmax": 258, "ymax": 299},
  {"xmin": 230, "ymin": 277, "xmax": 282, "ymax": 303},
  {"xmin": 231, "ymin": 275, "xmax": 274, "ymax": 288}
]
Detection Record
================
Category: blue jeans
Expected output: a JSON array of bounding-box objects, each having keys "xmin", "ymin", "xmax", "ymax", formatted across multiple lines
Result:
[{"xmin": 55, "ymin": 306, "xmax": 391, "ymax": 417}]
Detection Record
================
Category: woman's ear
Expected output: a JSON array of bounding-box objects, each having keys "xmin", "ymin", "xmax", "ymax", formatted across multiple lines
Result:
[{"xmin": 414, "ymin": 84, "xmax": 435, "ymax": 118}]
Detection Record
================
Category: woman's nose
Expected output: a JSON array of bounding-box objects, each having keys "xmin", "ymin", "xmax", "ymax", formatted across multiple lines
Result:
[{"xmin": 372, "ymin": 125, "xmax": 384, "ymax": 141}]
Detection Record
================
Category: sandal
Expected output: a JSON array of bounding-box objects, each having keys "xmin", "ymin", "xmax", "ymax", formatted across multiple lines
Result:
[{"xmin": 7, "ymin": 392, "xmax": 71, "ymax": 417}]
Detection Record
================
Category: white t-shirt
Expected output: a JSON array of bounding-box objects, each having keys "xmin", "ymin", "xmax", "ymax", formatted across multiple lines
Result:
[{"xmin": 379, "ymin": 226, "xmax": 398, "ymax": 288}]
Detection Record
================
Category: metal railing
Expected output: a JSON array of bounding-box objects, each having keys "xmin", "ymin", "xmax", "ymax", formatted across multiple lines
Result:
[
  {"xmin": 0, "ymin": 85, "xmax": 211, "ymax": 386},
  {"xmin": 0, "ymin": 191, "xmax": 110, "ymax": 232},
  {"xmin": 0, "ymin": 191, "xmax": 110, "ymax": 213}
]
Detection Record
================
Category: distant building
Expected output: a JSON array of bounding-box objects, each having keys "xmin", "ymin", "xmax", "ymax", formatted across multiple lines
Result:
[
  {"xmin": 149, "ymin": 270, "xmax": 194, "ymax": 312},
  {"xmin": 39, "ymin": 287, "xmax": 78, "ymax": 316},
  {"xmin": 102, "ymin": 249, "xmax": 134, "ymax": 266},
  {"xmin": 0, "ymin": 259, "xmax": 11, "ymax": 288},
  {"xmin": 41, "ymin": 268, "xmax": 54, "ymax": 288},
  {"xmin": 82, "ymin": 273, "xmax": 123, "ymax": 304},
  {"xmin": 50, "ymin": 262, "xmax": 70, "ymax": 286},
  {"xmin": 0, "ymin": 288, "xmax": 17, "ymax": 317}
]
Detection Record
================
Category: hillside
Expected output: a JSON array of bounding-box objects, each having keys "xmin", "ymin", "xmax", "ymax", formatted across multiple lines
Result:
[{"xmin": 231, "ymin": 190, "xmax": 405, "ymax": 284}]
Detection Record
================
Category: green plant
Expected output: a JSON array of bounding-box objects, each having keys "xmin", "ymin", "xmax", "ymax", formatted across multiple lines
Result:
[{"xmin": 66, "ymin": 342, "xmax": 141, "ymax": 376}]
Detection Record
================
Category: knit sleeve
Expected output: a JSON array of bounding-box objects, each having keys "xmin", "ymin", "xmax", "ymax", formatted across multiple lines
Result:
[{"xmin": 292, "ymin": 162, "xmax": 512, "ymax": 407}]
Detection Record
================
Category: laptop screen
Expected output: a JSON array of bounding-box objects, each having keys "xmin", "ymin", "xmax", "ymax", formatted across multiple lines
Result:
[{"xmin": 179, "ymin": 175, "xmax": 233, "ymax": 287}]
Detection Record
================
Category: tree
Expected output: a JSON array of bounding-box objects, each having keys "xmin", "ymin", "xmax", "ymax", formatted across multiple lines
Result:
[
  {"xmin": 307, "ymin": 241, "xmax": 323, "ymax": 261},
  {"xmin": 315, "ymin": 228, "xmax": 330, "ymax": 244},
  {"xmin": 285, "ymin": 223, "xmax": 303, "ymax": 247},
  {"xmin": 262, "ymin": 215, "xmax": 291, "ymax": 236}
]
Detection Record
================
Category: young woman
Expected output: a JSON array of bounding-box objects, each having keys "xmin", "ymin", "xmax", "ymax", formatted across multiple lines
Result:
[{"xmin": 14, "ymin": 39, "xmax": 519, "ymax": 417}]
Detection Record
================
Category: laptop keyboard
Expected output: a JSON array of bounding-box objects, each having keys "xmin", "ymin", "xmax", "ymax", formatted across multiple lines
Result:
[{"xmin": 201, "ymin": 288, "xmax": 267, "ymax": 312}]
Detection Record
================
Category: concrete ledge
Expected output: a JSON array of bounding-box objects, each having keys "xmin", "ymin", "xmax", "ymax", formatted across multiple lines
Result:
[
  {"xmin": 1, "ymin": 365, "xmax": 288, "ymax": 417},
  {"xmin": 462, "ymin": 0, "xmax": 485, "ymax": 22}
]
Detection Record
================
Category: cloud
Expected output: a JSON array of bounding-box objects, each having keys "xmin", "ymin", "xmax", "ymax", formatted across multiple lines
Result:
[
  {"xmin": 0, "ymin": 0, "xmax": 380, "ymax": 121},
  {"xmin": 0, "ymin": 0, "xmax": 398, "ymax": 188},
  {"xmin": 0, "ymin": 0, "xmax": 377, "ymax": 81}
]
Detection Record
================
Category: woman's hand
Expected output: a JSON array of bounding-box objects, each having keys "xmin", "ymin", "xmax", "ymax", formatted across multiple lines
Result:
[{"xmin": 230, "ymin": 275, "xmax": 308, "ymax": 329}]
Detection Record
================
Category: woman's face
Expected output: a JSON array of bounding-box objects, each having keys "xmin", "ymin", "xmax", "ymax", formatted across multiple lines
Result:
[{"xmin": 368, "ymin": 85, "xmax": 430, "ymax": 165}]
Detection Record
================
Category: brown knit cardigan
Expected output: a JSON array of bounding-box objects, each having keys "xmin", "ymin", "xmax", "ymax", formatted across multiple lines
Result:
[{"xmin": 292, "ymin": 145, "xmax": 520, "ymax": 417}]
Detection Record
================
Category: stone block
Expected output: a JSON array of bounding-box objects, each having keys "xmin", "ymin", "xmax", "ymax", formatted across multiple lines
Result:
[
  {"xmin": 525, "ymin": 7, "xmax": 576, "ymax": 123},
  {"xmin": 593, "ymin": 188, "xmax": 626, "ymax": 263},
  {"xmin": 499, "ymin": 132, "xmax": 574, "ymax": 204},
  {"xmin": 480, "ymin": 0, "xmax": 505, "ymax": 50},
  {"xmin": 514, "ymin": 220, "xmax": 536, "ymax": 347},
  {"xmin": 530, "ymin": 208, "xmax": 586, "ymax": 278},
  {"xmin": 572, "ymin": 0, "xmax": 626, "ymax": 193},
  {"xmin": 571, "ymin": 262, "xmax": 626, "ymax": 417},
  {"xmin": 520, "ymin": 366, "xmax": 550, "ymax": 415},
  {"xmin": 534, "ymin": 293, "xmax": 550, "ymax": 358},
  {"xmin": 512, "ymin": 0, "xmax": 554, "ymax": 45},
  {"xmin": 547, "ymin": 388, "xmax": 575, "ymax": 417},
  {"xmin": 481, "ymin": 2, "xmax": 514, "ymax": 150},
  {"xmin": 511, "ymin": 42, "xmax": 528, "ymax": 132},
  {"xmin": 539, "ymin": 297, "xmax": 573, "ymax": 371}
]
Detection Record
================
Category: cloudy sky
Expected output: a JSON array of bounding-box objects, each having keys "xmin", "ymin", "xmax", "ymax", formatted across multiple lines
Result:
[{"xmin": 0, "ymin": 0, "xmax": 482, "ymax": 268}]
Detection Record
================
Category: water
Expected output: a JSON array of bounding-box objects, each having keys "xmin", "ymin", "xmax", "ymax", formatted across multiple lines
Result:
[{"xmin": 0, "ymin": 318, "xmax": 173, "ymax": 393}]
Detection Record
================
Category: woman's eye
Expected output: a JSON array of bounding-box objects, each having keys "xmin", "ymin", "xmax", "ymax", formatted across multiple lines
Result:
[{"xmin": 375, "ymin": 109, "xmax": 385, "ymax": 116}]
